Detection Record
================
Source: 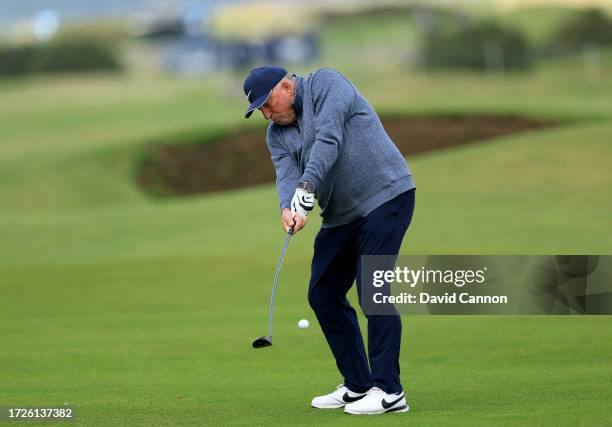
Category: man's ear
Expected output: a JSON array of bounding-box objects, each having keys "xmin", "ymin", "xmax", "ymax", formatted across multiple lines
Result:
[{"xmin": 281, "ymin": 80, "xmax": 293, "ymax": 94}]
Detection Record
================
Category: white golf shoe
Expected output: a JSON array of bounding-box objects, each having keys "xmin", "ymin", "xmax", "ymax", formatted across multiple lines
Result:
[
  {"xmin": 344, "ymin": 387, "xmax": 409, "ymax": 415},
  {"xmin": 311, "ymin": 384, "xmax": 368, "ymax": 409}
]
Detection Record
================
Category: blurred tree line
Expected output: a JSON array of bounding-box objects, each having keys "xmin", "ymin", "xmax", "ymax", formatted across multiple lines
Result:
[
  {"xmin": 0, "ymin": 24, "xmax": 123, "ymax": 76},
  {"xmin": 546, "ymin": 8, "xmax": 612, "ymax": 56},
  {"xmin": 418, "ymin": 7, "xmax": 612, "ymax": 72},
  {"xmin": 0, "ymin": 6, "xmax": 612, "ymax": 76}
]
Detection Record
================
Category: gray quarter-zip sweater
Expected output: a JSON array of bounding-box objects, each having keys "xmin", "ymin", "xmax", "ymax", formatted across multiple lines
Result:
[{"xmin": 266, "ymin": 68, "xmax": 415, "ymax": 228}]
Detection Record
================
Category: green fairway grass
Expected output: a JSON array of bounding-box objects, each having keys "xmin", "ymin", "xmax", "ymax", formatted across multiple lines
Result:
[
  {"xmin": 1, "ymin": 12, "xmax": 612, "ymax": 424},
  {"xmin": 3, "ymin": 260, "xmax": 612, "ymax": 425}
]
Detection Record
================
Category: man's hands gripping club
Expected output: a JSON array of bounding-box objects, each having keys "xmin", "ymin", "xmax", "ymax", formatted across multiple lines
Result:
[{"xmin": 282, "ymin": 186, "xmax": 315, "ymax": 234}]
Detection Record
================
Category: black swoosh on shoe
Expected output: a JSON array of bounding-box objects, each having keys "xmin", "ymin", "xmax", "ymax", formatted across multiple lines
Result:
[
  {"xmin": 381, "ymin": 393, "xmax": 404, "ymax": 409},
  {"xmin": 342, "ymin": 392, "xmax": 365, "ymax": 403}
]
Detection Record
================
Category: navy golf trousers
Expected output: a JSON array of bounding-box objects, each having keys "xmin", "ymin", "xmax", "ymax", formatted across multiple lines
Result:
[{"xmin": 308, "ymin": 189, "xmax": 415, "ymax": 394}]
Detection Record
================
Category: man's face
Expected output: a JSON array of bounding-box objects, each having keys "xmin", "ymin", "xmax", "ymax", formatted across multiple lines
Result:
[{"xmin": 258, "ymin": 79, "xmax": 296, "ymax": 125}]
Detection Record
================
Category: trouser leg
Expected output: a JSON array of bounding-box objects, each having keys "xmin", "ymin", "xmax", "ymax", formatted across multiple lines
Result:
[
  {"xmin": 308, "ymin": 225, "xmax": 373, "ymax": 393},
  {"xmin": 355, "ymin": 190, "xmax": 416, "ymax": 394}
]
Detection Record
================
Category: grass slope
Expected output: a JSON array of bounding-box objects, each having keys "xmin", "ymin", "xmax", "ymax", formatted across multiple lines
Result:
[
  {"xmin": 2, "ymin": 54, "xmax": 612, "ymax": 211},
  {"xmin": 1, "ymin": 120, "xmax": 611, "ymax": 272}
]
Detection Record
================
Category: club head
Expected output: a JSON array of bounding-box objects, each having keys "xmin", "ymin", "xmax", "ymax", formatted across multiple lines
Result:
[{"xmin": 252, "ymin": 336, "xmax": 273, "ymax": 349}]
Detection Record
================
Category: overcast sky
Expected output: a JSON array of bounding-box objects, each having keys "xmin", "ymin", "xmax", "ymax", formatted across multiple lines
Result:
[{"xmin": 0, "ymin": 0, "xmax": 220, "ymax": 24}]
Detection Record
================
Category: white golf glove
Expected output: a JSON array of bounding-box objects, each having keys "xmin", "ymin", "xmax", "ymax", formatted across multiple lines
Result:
[{"xmin": 291, "ymin": 188, "xmax": 315, "ymax": 220}]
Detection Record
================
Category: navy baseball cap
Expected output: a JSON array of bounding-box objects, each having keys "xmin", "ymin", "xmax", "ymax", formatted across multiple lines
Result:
[{"xmin": 243, "ymin": 65, "xmax": 287, "ymax": 118}]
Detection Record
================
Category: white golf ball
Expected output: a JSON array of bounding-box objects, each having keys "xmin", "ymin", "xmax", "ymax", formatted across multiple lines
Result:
[{"xmin": 298, "ymin": 319, "xmax": 310, "ymax": 329}]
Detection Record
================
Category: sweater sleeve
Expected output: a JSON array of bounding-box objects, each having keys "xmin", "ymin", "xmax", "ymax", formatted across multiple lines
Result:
[
  {"xmin": 300, "ymin": 69, "xmax": 356, "ymax": 189},
  {"xmin": 266, "ymin": 125, "xmax": 301, "ymax": 210}
]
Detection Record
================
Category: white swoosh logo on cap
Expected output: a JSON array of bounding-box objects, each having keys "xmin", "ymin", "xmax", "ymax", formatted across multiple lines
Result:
[{"xmin": 246, "ymin": 90, "xmax": 252, "ymax": 100}]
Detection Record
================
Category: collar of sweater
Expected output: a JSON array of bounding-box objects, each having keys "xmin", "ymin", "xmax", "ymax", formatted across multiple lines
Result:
[{"xmin": 292, "ymin": 74, "xmax": 304, "ymax": 118}]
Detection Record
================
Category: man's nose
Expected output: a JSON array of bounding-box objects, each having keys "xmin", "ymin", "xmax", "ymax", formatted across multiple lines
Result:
[{"xmin": 260, "ymin": 107, "xmax": 271, "ymax": 120}]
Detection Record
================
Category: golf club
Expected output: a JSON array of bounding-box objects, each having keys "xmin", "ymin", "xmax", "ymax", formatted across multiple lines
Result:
[{"xmin": 252, "ymin": 226, "xmax": 294, "ymax": 348}]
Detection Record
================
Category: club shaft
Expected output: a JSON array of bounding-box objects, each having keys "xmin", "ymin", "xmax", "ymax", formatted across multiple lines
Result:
[{"xmin": 268, "ymin": 230, "xmax": 292, "ymax": 339}]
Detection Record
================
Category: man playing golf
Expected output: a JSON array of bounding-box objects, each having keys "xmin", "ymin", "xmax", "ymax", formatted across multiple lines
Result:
[{"xmin": 243, "ymin": 66, "xmax": 416, "ymax": 415}]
